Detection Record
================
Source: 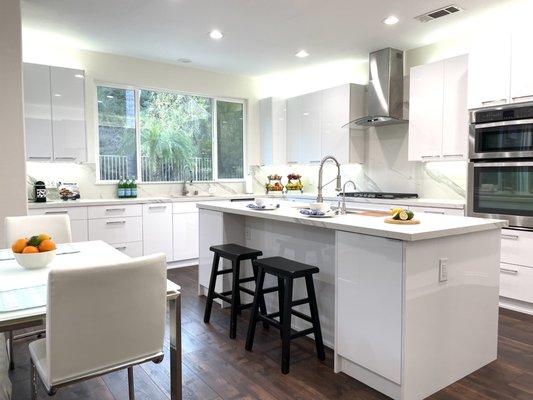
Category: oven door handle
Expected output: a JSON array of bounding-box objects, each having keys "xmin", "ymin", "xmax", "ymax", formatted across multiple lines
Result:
[
  {"xmin": 475, "ymin": 118, "xmax": 533, "ymax": 129},
  {"xmin": 472, "ymin": 161, "xmax": 533, "ymax": 168}
]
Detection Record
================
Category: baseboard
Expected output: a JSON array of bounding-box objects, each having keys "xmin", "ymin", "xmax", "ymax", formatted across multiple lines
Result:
[
  {"xmin": 167, "ymin": 259, "xmax": 198, "ymax": 269},
  {"xmin": 500, "ymin": 297, "xmax": 533, "ymax": 315}
]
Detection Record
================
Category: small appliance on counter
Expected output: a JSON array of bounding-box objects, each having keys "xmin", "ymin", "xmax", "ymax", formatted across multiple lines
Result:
[
  {"xmin": 58, "ymin": 182, "xmax": 81, "ymax": 201},
  {"xmin": 33, "ymin": 181, "xmax": 47, "ymax": 203}
]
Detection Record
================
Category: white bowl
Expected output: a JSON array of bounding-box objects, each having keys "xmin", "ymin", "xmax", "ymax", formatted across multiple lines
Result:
[
  {"xmin": 309, "ymin": 202, "xmax": 330, "ymax": 213},
  {"xmin": 14, "ymin": 250, "xmax": 56, "ymax": 270}
]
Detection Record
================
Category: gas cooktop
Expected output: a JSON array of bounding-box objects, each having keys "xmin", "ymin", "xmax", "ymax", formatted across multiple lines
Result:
[{"xmin": 339, "ymin": 192, "xmax": 419, "ymax": 200}]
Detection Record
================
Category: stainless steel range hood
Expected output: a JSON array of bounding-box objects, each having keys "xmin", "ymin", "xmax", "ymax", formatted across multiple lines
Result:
[{"xmin": 343, "ymin": 48, "xmax": 407, "ymax": 128}]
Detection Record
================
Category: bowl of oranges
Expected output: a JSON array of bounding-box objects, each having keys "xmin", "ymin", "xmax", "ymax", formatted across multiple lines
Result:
[{"xmin": 11, "ymin": 233, "xmax": 57, "ymax": 270}]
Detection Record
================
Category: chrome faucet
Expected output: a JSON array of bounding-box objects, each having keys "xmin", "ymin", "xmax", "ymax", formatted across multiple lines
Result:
[
  {"xmin": 317, "ymin": 155, "xmax": 342, "ymax": 203},
  {"xmin": 181, "ymin": 168, "xmax": 193, "ymax": 196},
  {"xmin": 340, "ymin": 180, "xmax": 356, "ymax": 215}
]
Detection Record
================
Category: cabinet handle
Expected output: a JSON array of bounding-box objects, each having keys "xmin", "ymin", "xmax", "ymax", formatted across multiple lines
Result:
[
  {"xmin": 424, "ymin": 210, "xmax": 445, "ymax": 215},
  {"xmin": 55, "ymin": 156, "xmax": 76, "ymax": 160},
  {"xmin": 500, "ymin": 267, "xmax": 519, "ymax": 275},
  {"xmin": 512, "ymin": 95, "xmax": 533, "ymax": 101},
  {"xmin": 105, "ymin": 207, "xmax": 126, "ymax": 212},
  {"xmin": 114, "ymin": 245, "xmax": 127, "ymax": 250},
  {"xmin": 287, "ymin": 161, "xmax": 298, "ymax": 164},
  {"xmin": 501, "ymin": 233, "xmax": 519, "ymax": 240},
  {"xmin": 28, "ymin": 156, "xmax": 52, "ymax": 160},
  {"xmin": 106, "ymin": 220, "xmax": 126, "ymax": 225},
  {"xmin": 309, "ymin": 160, "xmax": 321, "ymax": 164},
  {"xmin": 443, "ymin": 154, "xmax": 464, "ymax": 158},
  {"xmin": 421, "ymin": 155, "xmax": 440, "ymax": 159},
  {"xmin": 44, "ymin": 210, "xmax": 68, "ymax": 215},
  {"xmin": 482, "ymin": 99, "xmax": 508, "ymax": 105},
  {"xmin": 148, "ymin": 205, "xmax": 167, "ymax": 210}
]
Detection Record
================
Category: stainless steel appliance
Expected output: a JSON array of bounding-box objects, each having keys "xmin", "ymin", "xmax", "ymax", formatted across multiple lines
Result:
[{"xmin": 468, "ymin": 102, "xmax": 533, "ymax": 228}]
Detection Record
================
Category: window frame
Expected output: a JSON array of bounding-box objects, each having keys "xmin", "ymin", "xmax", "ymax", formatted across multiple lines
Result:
[{"xmin": 94, "ymin": 81, "xmax": 247, "ymax": 184}]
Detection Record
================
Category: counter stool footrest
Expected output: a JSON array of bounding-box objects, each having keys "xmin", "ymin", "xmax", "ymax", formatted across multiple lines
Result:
[
  {"xmin": 291, "ymin": 310, "xmax": 313, "ymax": 323},
  {"xmin": 291, "ymin": 328, "xmax": 315, "ymax": 340},
  {"xmin": 216, "ymin": 269, "xmax": 234, "ymax": 276},
  {"xmin": 291, "ymin": 298, "xmax": 309, "ymax": 307},
  {"xmin": 266, "ymin": 311, "xmax": 280, "ymax": 319},
  {"xmin": 258, "ymin": 314, "xmax": 282, "ymax": 329},
  {"xmin": 239, "ymin": 276, "xmax": 256, "ymax": 283},
  {"xmin": 238, "ymin": 286, "xmax": 256, "ymax": 296},
  {"xmin": 214, "ymin": 293, "xmax": 233, "ymax": 304},
  {"xmin": 262, "ymin": 286, "xmax": 279, "ymax": 294}
]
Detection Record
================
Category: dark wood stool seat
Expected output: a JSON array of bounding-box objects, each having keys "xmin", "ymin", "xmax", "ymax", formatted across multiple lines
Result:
[
  {"xmin": 204, "ymin": 243, "xmax": 271, "ymax": 339},
  {"xmin": 245, "ymin": 256, "xmax": 325, "ymax": 374}
]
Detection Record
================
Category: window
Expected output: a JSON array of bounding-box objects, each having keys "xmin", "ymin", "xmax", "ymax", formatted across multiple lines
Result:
[{"xmin": 97, "ymin": 85, "xmax": 245, "ymax": 182}]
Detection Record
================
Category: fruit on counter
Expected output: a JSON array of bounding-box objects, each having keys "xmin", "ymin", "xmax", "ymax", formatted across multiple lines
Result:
[
  {"xmin": 287, "ymin": 173, "xmax": 301, "ymax": 180},
  {"xmin": 265, "ymin": 182, "xmax": 284, "ymax": 191},
  {"xmin": 391, "ymin": 208, "xmax": 415, "ymax": 221},
  {"xmin": 267, "ymin": 174, "xmax": 282, "ymax": 180},
  {"xmin": 286, "ymin": 181, "xmax": 304, "ymax": 190},
  {"xmin": 11, "ymin": 233, "xmax": 57, "ymax": 254}
]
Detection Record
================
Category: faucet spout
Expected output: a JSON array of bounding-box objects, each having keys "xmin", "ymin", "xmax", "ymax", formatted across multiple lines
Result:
[
  {"xmin": 340, "ymin": 180, "xmax": 357, "ymax": 215},
  {"xmin": 317, "ymin": 155, "xmax": 342, "ymax": 203}
]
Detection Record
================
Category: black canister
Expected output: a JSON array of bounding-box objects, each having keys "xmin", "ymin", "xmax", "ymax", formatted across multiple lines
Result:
[{"xmin": 34, "ymin": 181, "xmax": 47, "ymax": 202}]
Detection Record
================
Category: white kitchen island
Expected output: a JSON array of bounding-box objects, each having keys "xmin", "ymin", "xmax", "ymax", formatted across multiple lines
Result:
[{"xmin": 197, "ymin": 200, "xmax": 507, "ymax": 400}]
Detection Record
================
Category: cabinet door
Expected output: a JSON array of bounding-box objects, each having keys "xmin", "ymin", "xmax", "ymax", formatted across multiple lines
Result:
[
  {"xmin": 70, "ymin": 219, "xmax": 88, "ymax": 242},
  {"xmin": 173, "ymin": 212, "xmax": 199, "ymax": 261},
  {"xmin": 50, "ymin": 66, "xmax": 86, "ymax": 162},
  {"xmin": 510, "ymin": 28, "xmax": 533, "ymax": 103},
  {"xmin": 142, "ymin": 203, "xmax": 173, "ymax": 260},
  {"xmin": 260, "ymin": 97, "xmax": 286, "ymax": 165},
  {"xmin": 442, "ymin": 55, "xmax": 469, "ymax": 160},
  {"xmin": 299, "ymin": 92, "xmax": 322, "ymax": 163},
  {"xmin": 286, "ymin": 97, "xmax": 301, "ymax": 163},
  {"xmin": 468, "ymin": 33, "xmax": 511, "ymax": 109},
  {"xmin": 321, "ymin": 85, "xmax": 350, "ymax": 163},
  {"xmin": 23, "ymin": 63, "xmax": 53, "ymax": 161},
  {"xmin": 408, "ymin": 61, "xmax": 444, "ymax": 161}
]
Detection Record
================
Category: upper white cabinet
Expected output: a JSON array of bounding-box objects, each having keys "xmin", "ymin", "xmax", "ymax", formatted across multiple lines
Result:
[
  {"xmin": 282, "ymin": 83, "xmax": 365, "ymax": 165},
  {"xmin": 510, "ymin": 27, "xmax": 533, "ymax": 103},
  {"xmin": 260, "ymin": 97, "xmax": 286, "ymax": 165},
  {"xmin": 408, "ymin": 55, "xmax": 468, "ymax": 161},
  {"xmin": 23, "ymin": 63, "xmax": 54, "ymax": 161},
  {"xmin": 50, "ymin": 67, "xmax": 87, "ymax": 162},
  {"xmin": 23, "ymin": 63, "xmax": 87, "ymax": 162}
]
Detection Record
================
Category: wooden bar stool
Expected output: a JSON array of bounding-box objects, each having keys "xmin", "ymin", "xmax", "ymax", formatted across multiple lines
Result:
[
  {"xmin": 245, "ymin": 256, "xmax": 325, "ymax": 374},
  {"xmin": 203, "ymin": 243, "xmax": 273, "ymax": 339}
]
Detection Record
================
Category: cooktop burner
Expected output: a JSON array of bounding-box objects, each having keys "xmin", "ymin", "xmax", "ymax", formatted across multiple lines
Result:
[{"xmin": 339, "ymin": 192, "xmax": 419, "ymax": 200}]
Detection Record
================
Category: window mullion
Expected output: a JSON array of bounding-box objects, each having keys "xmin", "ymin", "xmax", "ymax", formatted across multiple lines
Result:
[
  {"xmin": 212, "ymin": 99, "xmax": 218, "ymax": 181},
  {"xmin": 135, "ymin": 89, "xmax": 142, "ymax": 182}
]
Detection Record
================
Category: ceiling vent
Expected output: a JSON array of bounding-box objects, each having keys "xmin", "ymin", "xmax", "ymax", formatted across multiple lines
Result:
[{"xmin": 415, "ymin": 5, "xmax": 462, "ymax": 22}]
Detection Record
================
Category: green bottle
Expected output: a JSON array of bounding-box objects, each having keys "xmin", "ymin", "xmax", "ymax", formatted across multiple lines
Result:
[
  {"xmin": 124, "ymin": 177, "xmax": 132, "ymax": 198},
  {"xmin": 117, "ymin": 178, "xmax": 125, "ymax": 198},
  {"xmin": 131, "ymin": 179, "xmax": 137, "ymax": 198}
]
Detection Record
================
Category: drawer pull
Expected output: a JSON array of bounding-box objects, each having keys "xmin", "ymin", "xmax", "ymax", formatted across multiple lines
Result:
[
  {"xmin": 55, "ymin": 156, "xmax": 77, "ymax": 160},
  {"xmin": 512, "ymin": 94, "xmax": 533, "ymax": 101},
  {"xmin": 44, "ymin": 210, "xmax": 68, "ymax": 215},
  {"xmin": 443, "ymin": 154, "xmax": 464, "ymax": 158},
  {"xmin": 28, "ymin": 156, "xmax": 52, "ymax": 160},
  {"xmin": 105, "ymin": 208, "xmax": 126, "ymax": 212},
  {"xmin": 148, "ymin": 205, "xmax": 167, "ymax": 210},
  {"xmin": 114, "ymin": 246, "xmax": 127, "ymax": 250},
  {"xmin": 482, "ymin": 99, "xmax": 507, "ymax": 105},
  {"xmin": 500, "ymin": 267, "xmax": 519, "ymax": 275},
  {"xmin": 501, "ymin": 234, "xmax": 519, "ymax": 240},
  {"xmin": 106, "ymin": 220, "xmax": 126, "ymax": 225},
  {"xmin": 424, "ymin": 210, "xmax": 445, "ymax": 215}
]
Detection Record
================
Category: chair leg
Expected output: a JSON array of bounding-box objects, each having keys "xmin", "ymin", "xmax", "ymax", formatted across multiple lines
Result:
[
  {"xmin": 281, "ymin": 277, "xmax": 293, "ymax": 374},
  {"xmin": 30, "ymin": 359, "xmax": 37, "ymax": 400},
  {"xmin": 128, "ymin": 366, "xmax": 135, "ymax": 400},
  {"xmin": 203, "ymin": 253, "xmax": 220, "ymax": 323},
  {"xmin": 305, "ymin": 275, "xmax": 325, "ymax": 361},
  {"xmin": 229, "ymin": 259, "xmax": 241, "ymax": 339},
  {"xmin": 245, "ymin": 267, "xmax": 266, "ymax": 351},
  {"xmin": 253, "ymin": 260, "xmax": 269, "ymax": 330},
  {"xmin": 277, "ymin": 277, "xmax": 284, "ymax": 339},
  {"xmin": 8, "ymin": 330, "xmax": 14, "ymax": 370}
]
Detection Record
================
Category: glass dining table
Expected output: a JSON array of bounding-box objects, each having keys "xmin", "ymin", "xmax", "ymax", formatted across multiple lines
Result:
[{"xmin": 0, "ymin": 240, "xmax": 182, "ymax": 400}]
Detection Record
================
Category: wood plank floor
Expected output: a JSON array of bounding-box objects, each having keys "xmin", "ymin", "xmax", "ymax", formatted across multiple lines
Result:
[{"xmin": 7, "ymin": 266, "xmax": 533, "ymax": 399}]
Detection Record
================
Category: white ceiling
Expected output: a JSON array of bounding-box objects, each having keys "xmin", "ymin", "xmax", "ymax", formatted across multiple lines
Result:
[{"xmin": 21, "ymin": 0, "xmax": 518, "ymax": 76}]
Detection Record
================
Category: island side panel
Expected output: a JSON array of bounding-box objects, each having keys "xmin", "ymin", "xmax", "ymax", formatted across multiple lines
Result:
[
  {"xmin": 0, "ymin": 333, "xmax": 10, "ymax": 400},
  {"xmin": 402, "ymin": 228, "xmax": 500, "ymax": 400}
]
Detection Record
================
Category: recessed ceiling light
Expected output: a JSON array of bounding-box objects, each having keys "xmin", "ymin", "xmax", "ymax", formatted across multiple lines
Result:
[
  {"xmin": 209, "ymin": 29, "xmax": 223, "ymax": 40},
  {"xmin": 74, "ymin": 74, "xmax": 84, "ymax": 79},
  {"xmin": 54, "ymin": 93, "xmax": 61, "ymax": 97},
  {"xmin": 295, "ymin": 50, "xmax": 309, "ymax": 58},
  {"xmin": 382, "ymin": 15, "xmax": 399, "ymax": 25}
]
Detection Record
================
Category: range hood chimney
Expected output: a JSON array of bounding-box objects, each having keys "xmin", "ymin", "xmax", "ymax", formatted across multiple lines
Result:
[{"xmin": 344, "ymin": 48, "xmax": 407, "ymax": 128}]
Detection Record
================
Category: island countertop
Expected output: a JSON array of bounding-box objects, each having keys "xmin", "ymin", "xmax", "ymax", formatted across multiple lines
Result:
[{"xmin": 196, "ymin": 200, "xmax": 507, "ymax": 241}]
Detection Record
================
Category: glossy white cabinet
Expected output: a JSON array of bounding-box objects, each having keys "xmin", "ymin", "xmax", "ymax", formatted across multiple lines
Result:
[
  {"xmin": 468, "ymin": 33, "xmax": 512, "ymax": 109},
  {"xmin": 299, "ymin": 91, "xmax": 322, "ymax": 163},
  {"xmin": 510, "ymin": 28, "xmax": 533, "ymax": 103},
  {"xmin": 409, "ymin": 55, "xmax": 468, "ymax": 161},
  {"xmin": 23, "ymin": 63, "xmax": 54, "ymax": 162},
  {"xmin": 51, "ymin": 67, "xmax": 86, "ymax": 162},
  {"xmin": 285, "ymin": 97, "xmax": 301, "ymax": 163},
  {"xmin": 111, "ymin": 241, "xmax": 143, "ymax": 257},
  {"xmin": 260, "ymin": 97, "xmax": 286, "ymax": 165},
  {"xmin": 22, "ymin": 63, "xmax": 86, "ymax": 163},
  {"xmin": 172, "ymin": 202, "xmax": 199, "ymax": 262},
  {"xmin": 88, "ymin": 216, "xmax": 143, "ymax": 244},
  {"xmin": 142, "ymin": 203, "xmax": 173, "ymax": 260},
  {"xmin": 28, "ymin": 206, "xmax": 88, "ymax": 242}
]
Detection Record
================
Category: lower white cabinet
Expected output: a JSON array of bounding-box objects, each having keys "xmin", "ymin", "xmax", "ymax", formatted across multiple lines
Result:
[
  {"xmin": 28, "ymin": 206, "xmax": 88, "ymax": 242},
  {"xmin": 111, "ymin": 241, "xmax": 143, "ymax": 258},
  {"xmin": 500, "ymin": 264, "xmax": 533, "ymax": 304},
  {"xmin": 88, "ymin": 216, "xmax": 143, "ymax": 244},
  {"xmin": 142, "ymin": 203, "xmax": 173, "ymax": 260},
  {"xmin": 172, "ymin": 202, "xmax": 199, "ymax": 262}
]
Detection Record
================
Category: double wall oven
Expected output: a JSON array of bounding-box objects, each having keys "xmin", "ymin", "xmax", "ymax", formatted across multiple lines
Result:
[{"xmin": 468, "ymin": 102, "xmax": 533, "ymax": 229}]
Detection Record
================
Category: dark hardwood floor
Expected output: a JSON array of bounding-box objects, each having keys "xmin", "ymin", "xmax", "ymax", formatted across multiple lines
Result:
[{"xmin": 8, "ymin": 266, "xmax": 533, "ymax": 399}]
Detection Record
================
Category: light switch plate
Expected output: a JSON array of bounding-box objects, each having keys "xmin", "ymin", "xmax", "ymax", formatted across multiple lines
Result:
[{"xmin": 439, "ymin": 258, "xmax": 448, "ymax": 282}]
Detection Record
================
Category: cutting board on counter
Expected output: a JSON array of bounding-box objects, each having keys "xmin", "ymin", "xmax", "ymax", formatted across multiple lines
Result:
[{"xmin": 384, "ymin": 218, "xmax": 420, "ymax": 225}]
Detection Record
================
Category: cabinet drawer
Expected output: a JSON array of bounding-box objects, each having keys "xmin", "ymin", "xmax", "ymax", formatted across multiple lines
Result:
[
  {"xmin": 88, "ymin": 217, "xmax": 142, "ymax": 244},
  {"xmin": 172, "ymin": 202, "xmax": 198, "ymax": 214},
  {"xmin": 28, "ymin": 206, "xmax": 88, "ymax": 221},
  {"xmin": 88, "ymin": 204, "xmax": 142, "ymax": 219},
  {"xmin": 409, "ymin": 206, "xmax": 464, "ymax": 216},
  {"xmin": 501, "ymin": 229, "xmax": 533, "ymax": 268},
  {"xmin": 500, "ymin": 263, "xmax": 533, "ymax": 303},
  {"xmin": 111, "ymin": 241, "xmax": 143, "ymax": 258},
  {"xmin": 71, "ymin": 220, "xmax": 88, "ymax": 242}
]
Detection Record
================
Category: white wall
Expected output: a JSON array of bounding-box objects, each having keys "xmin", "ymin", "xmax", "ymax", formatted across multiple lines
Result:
[{"xmin": 0, "ymin": 0, "xmax": 27, "ymax": 245}]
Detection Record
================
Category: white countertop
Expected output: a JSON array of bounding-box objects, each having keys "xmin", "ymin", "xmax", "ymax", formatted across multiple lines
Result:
[{"xmin": 196, "ymin": 200, "xmax": 505, "ymax": 242}]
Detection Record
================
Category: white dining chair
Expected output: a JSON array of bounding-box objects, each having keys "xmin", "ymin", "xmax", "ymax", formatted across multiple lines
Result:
[
  {"xmin": 5, "ymin": 215, "xmax": 72, "ymax": 246},
  {"xmin": 4, "ymin": 214, "xmax": 72, "ymax": 370},
  {"xmin": 29, "ymin": 253, "xmax": 167, "ymax": 399}
]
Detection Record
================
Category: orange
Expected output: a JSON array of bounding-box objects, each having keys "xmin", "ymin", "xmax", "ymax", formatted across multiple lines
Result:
[
  {"xmin": 11, "ymin": 238, "xmax": 28, "ymax": 254},
  {"xmin": 22, "ymin": 246, "xmax": 39, "ymax": 254},
  {"xmin": 38, "ymin": 239, "xmax": 56, "ymax": 252}
]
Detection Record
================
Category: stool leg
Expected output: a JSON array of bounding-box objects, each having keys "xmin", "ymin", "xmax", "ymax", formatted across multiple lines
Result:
[
  {"xmin": 305, "ymin": 274, "xmax": 325, "ymax": 361},
  {"xmin": 245, "ymin": 267, "xmax": 266, "ymax": 351},
  {"xmin": 281, "ymin": 277, "xmax": 293, "ymax": 374},
  {"xmin": 277, "ymin": 277, "xmax": 284, "ymax": 339},
  {"xmin": 235, "ymin": 260, "xmax": 242, "ymax": 316},
  {"xmin": 203, "ymin": 253, "xmax": 220, "ymax": 323},
  {"xmin": 252, "ymin": 259, "xmax": 269, "ymax": 330},
  {"xmin": 229, "ymin": 259, "xmax": 241, "ymax": 339}
]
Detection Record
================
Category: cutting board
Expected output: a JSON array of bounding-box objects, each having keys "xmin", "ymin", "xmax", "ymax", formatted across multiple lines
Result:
[
  {"xmin": 358, "ymin": 210, "xmax": 391, "ymax": 217},
  {"xmin": 384, "ymin": 218, "xmax": 420, "ymax": 225}
]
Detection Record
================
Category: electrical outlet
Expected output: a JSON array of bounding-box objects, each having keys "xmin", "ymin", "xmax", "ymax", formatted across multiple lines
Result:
[
  {"xmin": 439, "ymin": 258, "xmax": 448, "ymax": 282},
  {"xmin": 245, "ymin": 227, "xmax": 251, "ymax": 241}
]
